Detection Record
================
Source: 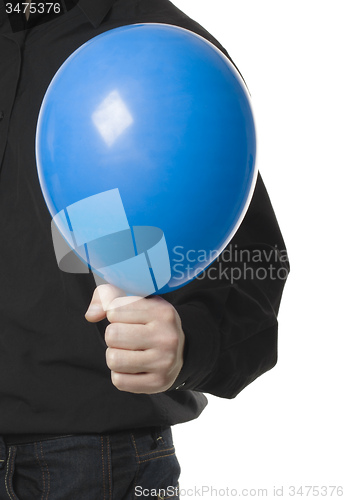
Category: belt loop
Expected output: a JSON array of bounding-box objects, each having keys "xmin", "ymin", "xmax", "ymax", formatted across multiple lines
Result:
[{"xmin": 0, "ymin": 436, "xmax": 7, "ymax": 469}]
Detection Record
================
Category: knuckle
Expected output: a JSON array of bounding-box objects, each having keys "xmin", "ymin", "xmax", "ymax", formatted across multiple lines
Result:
[
  {"xmin": 111, "ymin": 371, "xmax": 125, "ymax": 390},
  {"xmin": 105, "ymin": 347, "xmax": 113, "ymax": 368},
  {"xmin": 164, "ymin": 352, "xmax": 177, "ymax": 371},
  {"xmin": 159, "ymin": 330, "xmax": 180, "ymax": 352},
  {"xmin": 106, "ymin": 347, "xmax": 121, "ymax": 370},
  {"xmin": 161, "ymin": 304, "xmax": 176, "ymax": 323},
  {"xmin": 159, "ymin": 355, "xmax": 176, "ymax": 376},
  {"xmin": 167, "ymin": 331, "xmax": 180, "ymax": 350},
  {"xmin": 97, "ymin": 284, "xmax": 112, "ymax": 294},
  {"xmin": 154, "ymin": 372, "xmax": 172, "ymax": 391},
  {"xmin": 155, "ymin": 301, "xmax": 176, "ymax": 323},
  {"xmin": 106, "ymin": 309, "xmax": 116, "ymax": 323},
  {"xmin": 105, "ymin": 323, "xmax": 118, "ymax": 346}
]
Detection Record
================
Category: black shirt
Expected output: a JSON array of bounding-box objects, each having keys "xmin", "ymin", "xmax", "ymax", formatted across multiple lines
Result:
[{"xmin": 0, "ymin": 0, "xmax": 289, "ymax": 434}]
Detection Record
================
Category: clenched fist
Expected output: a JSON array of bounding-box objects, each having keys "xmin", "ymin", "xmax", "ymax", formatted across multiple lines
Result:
[{"xmin": 85, "ymin": 285, "xmax": 185, "ymax": 394}]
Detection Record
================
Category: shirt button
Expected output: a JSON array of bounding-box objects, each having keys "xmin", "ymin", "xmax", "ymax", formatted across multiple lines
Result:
[{"xmin": 0, "ymin": 111, "xmax": 4, "ymax": 122}]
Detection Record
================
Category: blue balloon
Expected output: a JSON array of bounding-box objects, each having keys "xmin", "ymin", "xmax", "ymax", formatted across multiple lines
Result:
[{"xmin": 36, "ymin": 23, "xmax": 257, "ymax": 296}]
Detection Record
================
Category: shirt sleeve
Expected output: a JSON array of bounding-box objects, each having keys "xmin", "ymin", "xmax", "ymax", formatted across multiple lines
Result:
[{"xmin": 163, "ymin": 172, "xmax": 290, "ymax": 398}]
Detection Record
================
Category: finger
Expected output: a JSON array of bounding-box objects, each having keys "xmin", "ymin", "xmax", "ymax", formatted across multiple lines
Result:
[
  {"xmin": 107, "ymin": 296, "xmax": 178, "ymax": 327},
  {"xmin": 106, "ymin": 347, "xmax": 155, "ymax": 374},
  {"xmin": 107, "ymin": 308, "xmax": 152, "ymax": 325},
  {"xmin": 85, "ymin": 284, "xmax": 124, "ymax": 322},
  {"xmin": 105, "ymin": 323, "xmax": 151, "ymax": 350},
  {"xmin": 106, "ymin": 296, "xmax": 152, "ymax": 324},
  {"xmin": 107, "ymin": 294, "xmax": 168, "ymax": 311},
  {"xmin": 110, "ymin": 371, "xmax": 171, "ymax": 394}
]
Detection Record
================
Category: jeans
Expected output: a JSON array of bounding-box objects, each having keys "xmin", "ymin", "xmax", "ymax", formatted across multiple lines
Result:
[{"xmin": 0, "ymin": 427, "xmax": 180, "ymax": 499}]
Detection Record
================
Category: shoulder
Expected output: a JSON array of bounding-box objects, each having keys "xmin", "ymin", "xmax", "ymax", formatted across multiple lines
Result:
[{"xmin": 107, "ymin": 0, "xmax": 232, "ymax": 60}]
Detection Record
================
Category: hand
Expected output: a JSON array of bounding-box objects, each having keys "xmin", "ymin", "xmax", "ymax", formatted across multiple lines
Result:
[{"xmin": 85, "ymin": 285, "xmax": 185, "ymax": 394}]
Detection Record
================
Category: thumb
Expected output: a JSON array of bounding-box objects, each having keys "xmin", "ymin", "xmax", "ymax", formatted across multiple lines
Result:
[{"xmin": 85, "ymin": 284, "xmax": 124, "ymax": 322}]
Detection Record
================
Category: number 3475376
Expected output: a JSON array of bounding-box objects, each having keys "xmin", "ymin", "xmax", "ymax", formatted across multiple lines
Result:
[{"xmin": 6, "ymin": 3, "xmax": 61, "ymax": 14}]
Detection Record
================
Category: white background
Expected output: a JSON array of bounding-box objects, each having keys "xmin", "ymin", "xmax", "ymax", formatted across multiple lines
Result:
[{"xmin": 171, "ymin": 0, "xmax": 345, "ymax": 497}]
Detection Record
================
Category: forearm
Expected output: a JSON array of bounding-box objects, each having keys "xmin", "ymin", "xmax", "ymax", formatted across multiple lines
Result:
[{"xmin": 165, "ymin": 173, "xmax": 289, "ymax": 397}]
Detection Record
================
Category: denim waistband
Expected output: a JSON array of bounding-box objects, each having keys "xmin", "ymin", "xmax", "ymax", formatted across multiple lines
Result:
[{"xmin": 1, "ymin": 425, "xmax": 170, "ymax": 446}]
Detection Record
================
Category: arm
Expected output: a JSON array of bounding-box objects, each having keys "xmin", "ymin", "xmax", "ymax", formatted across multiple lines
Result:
[
  {"xmin": 86, "ymin": 173, "xmax": 289, "ymax": 398},
  {"xmin": 165, "ymin": 172, "xmax": 289, "ymax": 397}
]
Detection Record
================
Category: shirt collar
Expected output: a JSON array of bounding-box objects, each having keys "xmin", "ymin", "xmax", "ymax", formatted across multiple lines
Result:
[{"xmin": 77, "ymin": 0, "xmax": 116, "ymax": 28}]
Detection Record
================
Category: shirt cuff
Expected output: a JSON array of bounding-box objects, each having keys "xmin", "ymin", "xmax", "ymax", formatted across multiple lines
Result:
[{"xmin": 167, "ymin": 303, "xmax": 219, "ymax": 391}]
